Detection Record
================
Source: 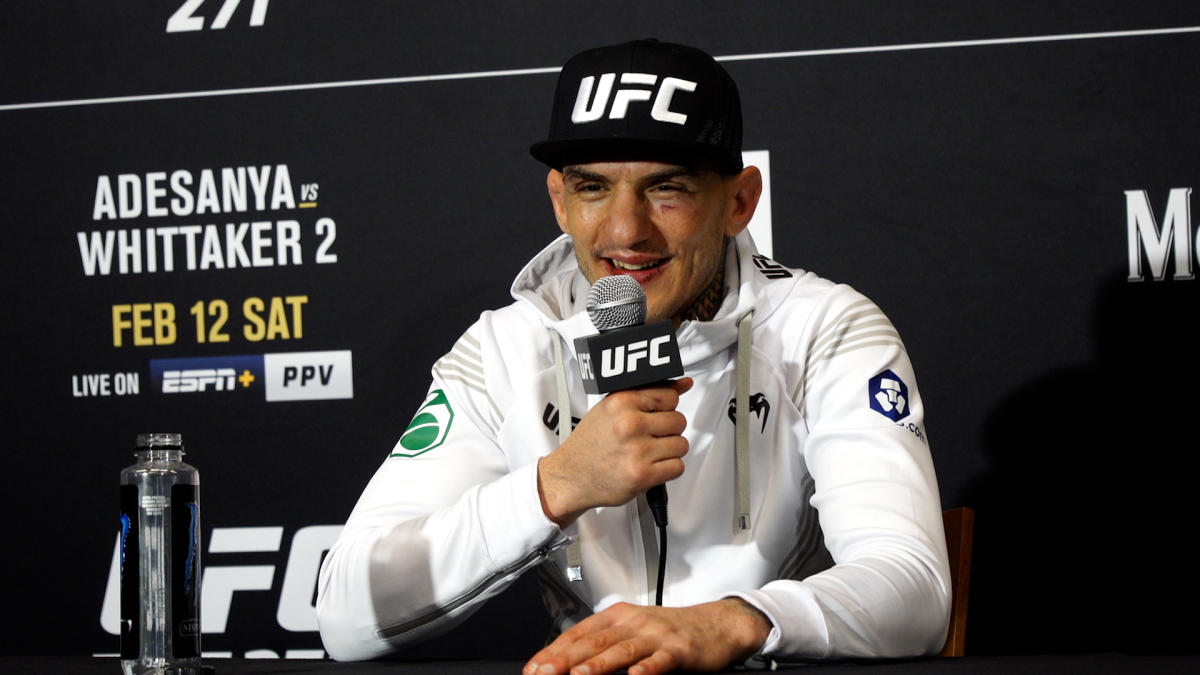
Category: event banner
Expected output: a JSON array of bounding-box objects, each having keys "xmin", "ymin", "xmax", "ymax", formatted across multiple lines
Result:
[{"xmin": 2, "ymin": 2, "xmax": 1198, "ymax": 659}]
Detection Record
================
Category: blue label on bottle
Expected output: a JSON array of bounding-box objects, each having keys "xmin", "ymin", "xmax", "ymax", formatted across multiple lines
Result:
[
  {"xmin": 172, "ymin": 484, "xmax": 201, "ymax": 658},
  {"xmin": 119, "ymin": 485, "xmax": 138, "ymax": 660}
]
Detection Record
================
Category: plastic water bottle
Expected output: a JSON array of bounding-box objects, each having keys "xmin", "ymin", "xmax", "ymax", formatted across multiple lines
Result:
[{"xmin": 119, "ymin": 433, "xmax": 205, "ymax": 675}]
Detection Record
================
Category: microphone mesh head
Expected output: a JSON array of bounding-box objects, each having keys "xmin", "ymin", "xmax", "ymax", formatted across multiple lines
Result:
[{"xmin": 586, "ymin": 275, "xmax": 647, "ymax": 330}]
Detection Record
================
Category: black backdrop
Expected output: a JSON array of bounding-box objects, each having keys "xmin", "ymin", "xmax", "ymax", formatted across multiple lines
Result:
[{"xmin": 2, "ymin": 1, "xmax": 1198, "ymax": 660}]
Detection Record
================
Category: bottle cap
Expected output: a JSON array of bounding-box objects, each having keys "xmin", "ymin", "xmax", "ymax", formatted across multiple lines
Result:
[{"xmin": 136, "ymin": 432, "xmax": 183, "ymax": 449}]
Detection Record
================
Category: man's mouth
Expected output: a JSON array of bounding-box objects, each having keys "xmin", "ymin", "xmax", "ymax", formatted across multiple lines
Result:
[{"xmin": 609, "ymin": 258, "xmax": 665, "ymax": 271}]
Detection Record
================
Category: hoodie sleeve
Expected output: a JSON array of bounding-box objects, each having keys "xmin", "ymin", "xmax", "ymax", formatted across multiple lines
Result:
[
  {"xmin": 315, "ymin": 318, "xmax": 565, "ymax": 661},
  {"xmin": 729, "ymin": 286, "xmax": 951, "ymax": 661}
]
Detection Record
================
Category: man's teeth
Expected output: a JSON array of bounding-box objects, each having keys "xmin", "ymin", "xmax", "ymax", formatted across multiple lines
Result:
[{"xmin": 611, "ymin": 259, "xmax": 662, "ymax": 271}]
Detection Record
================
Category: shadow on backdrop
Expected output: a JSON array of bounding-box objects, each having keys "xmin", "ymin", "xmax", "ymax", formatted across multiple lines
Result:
[{"xmin": 966, "ymin": 271, "xmax": 1198, "ymax": 655}]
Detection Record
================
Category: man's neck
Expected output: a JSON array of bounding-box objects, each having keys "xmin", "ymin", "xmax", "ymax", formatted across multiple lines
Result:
[{"xmin": 678, "ymin": 241, "xmax": 727, "ymax": 324}]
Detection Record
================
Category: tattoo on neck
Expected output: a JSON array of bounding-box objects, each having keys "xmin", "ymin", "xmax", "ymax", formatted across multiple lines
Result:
[{"xmin": 680, "ymin": 247, "xmax": 727, "ymax": 323}]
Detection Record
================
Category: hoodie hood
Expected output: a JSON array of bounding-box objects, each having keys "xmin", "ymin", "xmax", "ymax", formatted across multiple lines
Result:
[{"xmin": 510, "ymin": 229, "xmax": 790, "ymax": 364}]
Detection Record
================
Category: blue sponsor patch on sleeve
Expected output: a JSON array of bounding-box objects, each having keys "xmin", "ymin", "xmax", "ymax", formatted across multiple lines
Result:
[{"xmin": 869, "ymin": 369, "xmax": 910, "ymax": 421}]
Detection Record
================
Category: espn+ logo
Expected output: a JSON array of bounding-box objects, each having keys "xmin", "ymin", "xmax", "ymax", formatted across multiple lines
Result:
[
  {"xmin": 571, "ymin": 73, "xmax": 697, "ymax": 126},
  {"xmin": 163, "ymin": 368, "xmax": 238, "ymax": 392}
]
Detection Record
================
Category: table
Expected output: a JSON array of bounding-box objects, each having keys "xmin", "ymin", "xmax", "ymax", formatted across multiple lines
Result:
[{"xmin": 3, "ymin": 654, "xmax": 1199, "ymax": 674}]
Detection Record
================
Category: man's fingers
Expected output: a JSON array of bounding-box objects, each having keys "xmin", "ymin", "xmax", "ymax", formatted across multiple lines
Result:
[
  {"xmin": 622, "ymin": 389, "xmax": 678, "ymax": 414},
  {"xmin": 525, "ymin": 611, "xmax": 677, "ymax": 675},
  {"xmin": 673, "ymin": 377, "xmax": 694, "ymax": 395},
  {"xmin": 524, "ymin": 613, "xmax": 616, "ymax": 675},
  {"xmin": 619, "ymin": 377, "xmax": 693, "ymax": 413},
  {"xmin": 552, "ymin": 611, "xmax": 615, "ymax": 648},
  {"xmin": 645, "ymin": 410, "xmax": 687, "ymax": 438},
  {"xmin": 573, "ymin": 634, "xmax": 657, "ymax": 675},
  {"xmin": 526, "ymin": 600, "xmax": 769, "ymax": 675},
  {"xmin": 541, "ymin": 376, "xmax": 692, "ymax": 522},
  {"xmin": 609, "ymin": 407, "xmax": 686, "ymax": 445},
  {"xmin": 628, "ymin": 649, "xmax": 679, "ymax": 675}
]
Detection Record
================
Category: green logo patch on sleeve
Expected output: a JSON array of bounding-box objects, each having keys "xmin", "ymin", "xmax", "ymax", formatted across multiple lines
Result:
[{"xmin": 393, "ymin": 389, "xmax": 454, "ymax": 457}]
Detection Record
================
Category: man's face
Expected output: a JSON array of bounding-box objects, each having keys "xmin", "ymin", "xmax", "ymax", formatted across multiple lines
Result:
[{"xmin": 547, "ymin": 160, "xmax": 760, "ymax": 326}]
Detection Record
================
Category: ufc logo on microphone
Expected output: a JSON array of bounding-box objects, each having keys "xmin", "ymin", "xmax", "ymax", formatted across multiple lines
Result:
[
  {"xmin": 574, "ymin": 322, "xmax": 683, "ymax": 394},
  {"xmin": 571, "ymin": 73, "xmax": 697, "ymax": 125},
  {"xmin": 599, "ymin": 336, "xmax": 673, "ymax": 377}
]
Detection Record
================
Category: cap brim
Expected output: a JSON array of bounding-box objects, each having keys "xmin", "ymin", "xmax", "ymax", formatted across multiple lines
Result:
[{"xmin": 530, "ymin": 137, "xmax": 742, "ymax": 174}]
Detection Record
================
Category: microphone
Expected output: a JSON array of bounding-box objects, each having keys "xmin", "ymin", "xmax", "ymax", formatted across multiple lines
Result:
[{"xmin": 575, "ymin": 275, "xmax": 683, "ymax": 530}]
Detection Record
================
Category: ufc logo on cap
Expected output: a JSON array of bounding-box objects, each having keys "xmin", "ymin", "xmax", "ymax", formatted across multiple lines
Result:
[{"xmin": 571, "ymin": 73, "xmax": 697, "ymax": 125}]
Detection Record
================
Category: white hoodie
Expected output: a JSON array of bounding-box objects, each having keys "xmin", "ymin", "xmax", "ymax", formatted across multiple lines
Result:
[{"xmin": 316, "ymin": 231, "xmax": 951, "ymax": 663}]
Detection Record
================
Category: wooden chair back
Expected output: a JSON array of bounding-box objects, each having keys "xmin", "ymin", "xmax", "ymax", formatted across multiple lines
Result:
[{"xmin": 938, "ymin": 506, "xmax": 974, "ymax": 657}]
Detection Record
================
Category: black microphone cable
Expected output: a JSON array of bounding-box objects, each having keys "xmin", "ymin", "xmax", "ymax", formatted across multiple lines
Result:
[{"xmin": 648, "ymin": 484, "xmax": 668, "ymax": 606}]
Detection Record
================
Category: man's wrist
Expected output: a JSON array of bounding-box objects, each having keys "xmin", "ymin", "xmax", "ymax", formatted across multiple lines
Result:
[
  {"xmin": 536, "ymin": 455, "xmax": 580, "ymax": 528},
  {"xmin": 721, "ymin": 597, "xmax": 774, "ymax": 657}
]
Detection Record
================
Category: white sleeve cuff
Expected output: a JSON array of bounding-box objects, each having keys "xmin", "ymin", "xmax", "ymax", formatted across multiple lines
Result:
[
  {"xmin": 476, "ymin": 459, "xmax": 559, "ymax": 568},
  {"xmin": 727, "ymin": 583, "xmax": 831, "ymax": 659}
]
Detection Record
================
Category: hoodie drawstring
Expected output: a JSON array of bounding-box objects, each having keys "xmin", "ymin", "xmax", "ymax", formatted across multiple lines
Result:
[
  {"xmin": 551, "ymin": 329, "xmax": 584, "ymax": 581},
  {"xmin": 734, "ymin": 309, "xmax": 755, "ymax": 531}
]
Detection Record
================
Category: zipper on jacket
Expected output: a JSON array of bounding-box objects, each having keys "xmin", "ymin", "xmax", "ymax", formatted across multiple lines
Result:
[{"xmin": 375, "ymin": 534, "xmax": 569, "ymax": 641}]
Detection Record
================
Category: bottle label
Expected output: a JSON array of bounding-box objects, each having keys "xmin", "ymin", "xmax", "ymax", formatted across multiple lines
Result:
[
  {"xmin": 172, "ymin": 483, "xmax": 202, "ymax": 658},
  {"xmin": 118, "ymin": 485, "xmax": 139, "ymax": 660},
  {"xmin": 118, "ymin": 482, "xmax": 202, "ymax": 660}
]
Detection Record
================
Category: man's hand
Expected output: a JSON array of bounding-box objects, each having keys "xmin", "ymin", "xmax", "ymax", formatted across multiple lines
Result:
[
  {"xmin": 538, "ymin": 378, "xmax": 693, "ymax": 527},
  {"xmin": 523, "ymin": 598, "xmax": 773, "ymax": 675}
]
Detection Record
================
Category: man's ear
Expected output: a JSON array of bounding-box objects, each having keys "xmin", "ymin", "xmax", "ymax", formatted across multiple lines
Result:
[
  {"xmin": 725, "ymin": 166, "xmax": 763, "ymax": 237},
  {"xmin": 546, "ymin": 169, "xmax": 568, "ymax": 233}
]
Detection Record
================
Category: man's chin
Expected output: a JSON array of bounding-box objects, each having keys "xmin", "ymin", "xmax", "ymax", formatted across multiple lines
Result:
[{"xmin": 643, "ymin": 303, "xmax": 678, "ymax": 326}]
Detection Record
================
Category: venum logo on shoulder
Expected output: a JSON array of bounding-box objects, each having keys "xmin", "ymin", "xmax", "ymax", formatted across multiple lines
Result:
[
  {"xmin": 869, "ymin": 369, "xmax": 909, "ymax": 422},
  {"xmin": 393, "ymin": 389, "xmax": 454, "ymax": 457},
  {"xmin": 727, "ymin": 393, "xmax": 771, "ymax": 432},
  {"xmin": 572, "ymin": 73, "xmax": 697, "ymax": 125},
  {"xmin": 752, "ymin": 254, "xmax": 792, "ymax": 280}
]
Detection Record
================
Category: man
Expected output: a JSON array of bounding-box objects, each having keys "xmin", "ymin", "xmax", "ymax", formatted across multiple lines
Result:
[{"xmin": 317, "ymin": 39, "xmax": 950, "ymax": 674}]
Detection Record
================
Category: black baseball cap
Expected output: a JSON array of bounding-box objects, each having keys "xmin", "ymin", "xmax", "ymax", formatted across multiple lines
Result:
[{"xmin": 530, "ymin": 39, "xmax": 743, "ymax": 174}]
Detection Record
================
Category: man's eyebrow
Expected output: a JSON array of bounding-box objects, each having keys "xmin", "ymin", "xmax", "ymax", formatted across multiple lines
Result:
[
  {"xmin": 561, "ymin": 165, "xmax": 704, "ymax": 184},
  {"xmin": 562, "ymin": 166, "xmax": 607, "ymax": 183},
  {"xmin": 642, "ymin": 167, "xmax": 702, "ymax": 183}
]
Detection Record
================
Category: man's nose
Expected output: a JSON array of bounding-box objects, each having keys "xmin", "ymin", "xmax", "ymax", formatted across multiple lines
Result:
[{"xmin": 606, "ymin": 188, "xmax": 653, "ymax": 246}]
